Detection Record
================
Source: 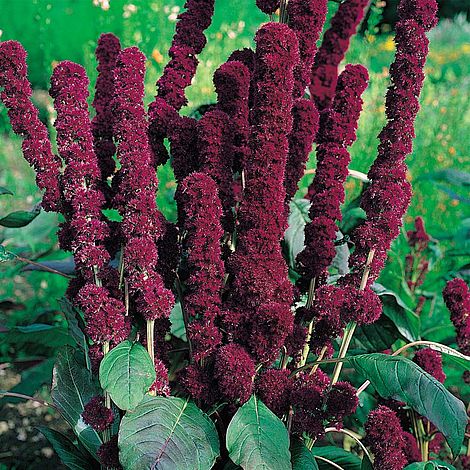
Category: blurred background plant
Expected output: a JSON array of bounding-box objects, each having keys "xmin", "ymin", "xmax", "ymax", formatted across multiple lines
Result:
[{"xmin": 0, "ymin": 0, "xmax": 469, "ymax": 468}]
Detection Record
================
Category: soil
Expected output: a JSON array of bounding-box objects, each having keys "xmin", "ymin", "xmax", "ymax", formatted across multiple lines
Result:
[{"xmin": 0, "ymin": 368, "xmax": 66, "ymax": 470}]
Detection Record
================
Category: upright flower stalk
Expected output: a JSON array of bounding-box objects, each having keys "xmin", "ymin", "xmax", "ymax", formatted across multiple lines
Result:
[
  {"xmin": 298, "ymin": 64, "xmax": 369, "ymax": 282},
  {"xmin": 310, "ymin": 0, "xmax": 369, "ymax": 110},
  {"xmin": 92, "ymin": 33, "xmax": 121, "ymax": 182},
  {"xmin": 213, "ymin": 60, "xmax": 251, "ymax": 175},
  {"xmin": 287, "ymin": 0, "xmax": 328, "ymax": 99},
  {"xmin": 345, "ymin": 0, "xmax": 438, "ymax": 290},
  {"xmin": 156, "ymin": 0, "xmax": 215, "ymax": 110},
  {"xmin": 50, "ymin": 61, "xmax": 130, "ymax": 348},
  {"xmin": 176, "ymin": 173, "xmax": 225, "ymax": 362},
  {"xmin": 330, "ymin": 0, "xmax": 438, "ymax": 383},
  {"xmin": 112, "ymin": 47, "xmax": 174, "ymax": 380},
  {"xmin": 226, "ymin": 23, "xmax": 299, "ymax": 366},
  {"xmin": 0, "ymin": 41, "xmax": 62, "ymax": 212}
]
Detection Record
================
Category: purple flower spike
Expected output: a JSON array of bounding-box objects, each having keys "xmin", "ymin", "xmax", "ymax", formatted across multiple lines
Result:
[
  {"xmin": 310, "ymin": 0, "xmax": 369, "ymax": 110},
  {"xmin": 288, "ymin": 0, "xmax": 328, "ymax": 99},
  {"xmin": 176, "ymin": 172, "xmax": 225, "ymax": 361},
  {"xmin": 113, "ymin": 47, "xmax": 174, "ymax": 323},
  {"xmin": 0, "ymin": 40, "xmax": 62, "ymax": 212},
  {"xmin": 92, "ymin": 33, "xmax": 121, "ymax": 180}
]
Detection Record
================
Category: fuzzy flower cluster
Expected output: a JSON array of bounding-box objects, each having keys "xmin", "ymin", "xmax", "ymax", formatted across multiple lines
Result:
[
  {"xmin": 196, "ymin": 110, "xmax": 235, "ymax": 231},
  {"xmin": 443, "ymin": 278, "xmax": 470, "ymax": 355},
  {"xmin": 176, "ymin": 173, "xmax": 225, "ymax": 361},
  {"xmin": 50, "ymin": 60, "xmax": 130, "ymax": 344},
  {"xmin": 112, "ymin": 47, "xmax": 174, "ymax": 326},
  {"xmin": 92, "ymin": 33, "xmax": 121, "ymax": 181},
  {"xmin": 168, "ymin": 115, "xmax": 199, "ymax": 183},
  {"xmin": 228, "ymin": 48, "xmax": 255, "ymax": 110},
  {"xmin": 0, "ymin": 41, "xmax": 62, "ymax": 212},
  {"xmin": 284, "ymin": 99, "xmax": 319, "ymax": 202},
  {"xmin": 310, "ymin": 0, "xmax": 369, "ymax": 110},
  {"xmin": 156, "ymin": 0, "xmax": 215, "ymax": 110},
  {"xmin": 298, "ymin": 284, "xmax": 381, "ymax": 355},
  {"xmin": 364, "ymin": 405, "xmax": 408, "ymax": 470},
  {"xmin": 298, "ymin": 65, "xmax": 368, "ymax": 281},
  {"xmin": 257, "ymin": 369, "xmax": 358, "ymax": 436},
  {"xmin": 255, "ymin": 0, "xmax": 279, "ymax": 14},
  {"xmin": 344, "ymin": 0, "xmax": 438, "ymax": 289},
  {"xmin": 213, "ymin": 60, "xmax": 251, "ymax": 174},
  {"xmin": 287, "ymin": 0, "xmax": 328, "ymax": 99},
  {"xmin": 81, "ymin": 396, "xmax": 114, "ymax": 432},
  {"xmin": 413, "ymin": 348, "xmax": 446, "ymax": 383},
  {"xmin": 405, "ymin": 216, "xmax": 430, "ymax": 293},
  {"xmin": 97, "ymin": 435, "xmax": 122, "ymax": 469},
  {"xmin": 227, "ymin": 23, "xmax": 299, "ymax": 365}
]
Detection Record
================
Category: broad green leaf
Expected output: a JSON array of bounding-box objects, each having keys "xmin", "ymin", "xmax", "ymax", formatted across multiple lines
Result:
[
  {"xmin": 291, "ymin": 438, "xmax": 319, "ymax": 470},
  {"xmin": 284, "ymin": 198, "xmax": 310, "ymax": 269},
  {"xmin": 119, "ymin": 396, "xmax": 220, "ymax": 470},
  {"xmin": 373, "ymin": 283, "xmax": 420, "ymax": 341},
  {"xmin": 351, "ymin": 316, "xmax": 403, "ymax": 353},
  {"xmin": 169, "ymin": 302, "xmax": 187, "ymax": 341},
  {"xmin": 361, "ymin": 454, "xmax": 373, "ymax": 470},
  {"xmin": 0, "ymin": 186, "xmax": 13, "ymax": 196},
  {"xmin": 59, "ymin": 298, "xmax": 89, "ymax": 368},
  {"xmin": 226, "ymin": 395, "xmax": 291, "ymax": 470},
  {"xmin": 1, "ymin": 323, "xmax": 71, "ymax": 349},
  {"xmin": 349, "ymin": 353, "xmax": 467, "ymax": 456},
  {"xmin": 312, "ymin": 446, "xmax": 361, "ymax": 470},
  {"xmin": 1, "ymin": 358, "xmax": 54, "ymax": 404},
  {"xmin": 404, "ymin": 461, "xmax": 456, "ymax": 469},
  {"xmin": 51, "ymin": 346, "xmax": 102, "ymax": 456},
  {"xmin": 37, "ymin": 427, "xmax": 96, "ymax": 470},
  {"xmin": 99, "ymin": 340, "xmax": 156, "ymax": 410},
  {"xmin": 0, "ymin": 204, "xmax": 41, "ymax": 228}
]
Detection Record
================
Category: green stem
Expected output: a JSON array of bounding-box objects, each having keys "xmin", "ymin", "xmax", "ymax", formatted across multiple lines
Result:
[
  {"xmin": 331, "ymin": 249, "xmax": 375, "ymax": 384},
  {"xmin": 298, "ymin": 278, "xmax": 316, "ymax": 368},
  {"xmin": 102, "ymin": 341, "xmax": 111, "ymax": 444},
  {"xmin": 147, "ymin": 320, "xmax": 156, "ymax": 397}
]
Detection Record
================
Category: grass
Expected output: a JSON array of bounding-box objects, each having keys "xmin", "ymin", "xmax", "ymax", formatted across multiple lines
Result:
[{"xmin": 0, "ymin": 1, "xmax": 469, "ymax": 352}]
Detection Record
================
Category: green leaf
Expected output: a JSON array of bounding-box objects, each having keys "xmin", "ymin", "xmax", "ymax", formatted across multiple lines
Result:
[
  {"xmin": 311, "ymin": 446, "xmax": 361, "ymax": 470},
  {"xmin": 102, "ymin": 208, "xmax": 123, "ymax": 222},
  {"xmin": 99, "ymin": 340, "xmax": 156, "ymax": 410},
  {"xmin": 59, "ymin": 298, "xmax": 89, "ymax": 367},
  {"xmin": 51, "ymin": 346, "xmax": 102, "ymax": 456},
  {"xmin": 0, "ymin": 186, "xmax": 13, "ymax": 196},
  {"xmin": 351, "ymin": 316, "xmax": 403, "ymax": 353},
  {"xmin": 226, "ymin": 395, "xmax": 291, "ymax": 470},
  {"xmin": 291, "ymin": 438, "xmax": 319, "ymax": 470},
  {"xmin": 119, "ymin": 395, "xmax": 220, "ymax": 470},
  {"xmin": 348, "ymin": 353, "xmax": 467, "ymax": 456},
  {"xmin": 373, "ymin": 283, "xmax": 420, "ymax": 341},
  {"xmin": 284, "ymin": 198, "xmax": 310, "ymax": 269},
  {"xmin": 1, "ymin": 323, "xmax": 71, "ymax": 349},
  {"xmin": 361, "ymin": 454, "xmax": 373, "ymax": 470},
  {"xmin": 37, "ymin": 427, "xmax": 96, "ymax": 470},
  {"xmin": 169, "ymin": 302, "xmax": 187, "ymax": 341},
  {"xmin": 404, "ymin": 461, "xmax": 456, "ymax": 470},
  {"xmin": 0, "ymin": 245, "xmax": 15, "ymax": 262},
  {"xmin": 0, "ymin": 204, "xmax": 41, "ymax": 228}
]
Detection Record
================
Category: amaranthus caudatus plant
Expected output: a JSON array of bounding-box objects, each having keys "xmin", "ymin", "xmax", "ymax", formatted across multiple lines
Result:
[{"xmin": 1, "ymin": 0, "xmax": 469, "ymax": 468}]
